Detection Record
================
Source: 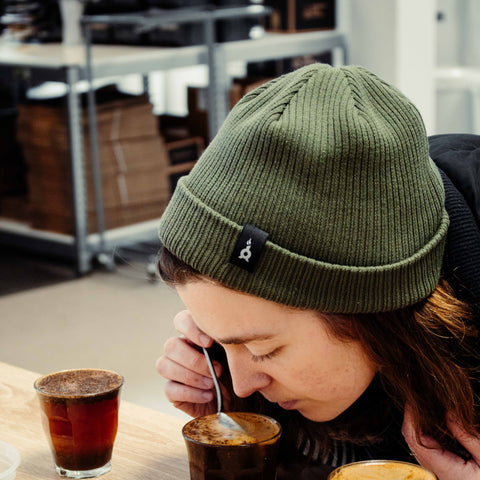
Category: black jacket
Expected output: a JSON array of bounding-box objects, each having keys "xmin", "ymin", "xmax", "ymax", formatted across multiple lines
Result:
[
  {"xmin": 276, "ymin": 134, "xmax": 480, "ymax": 479},
  {"xmin": 429, "ymin": 134, "xmax": 480, "ymax": 313}
]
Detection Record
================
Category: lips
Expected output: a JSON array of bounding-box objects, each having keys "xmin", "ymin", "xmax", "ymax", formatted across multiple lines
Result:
[
  {"xmin": 277, "ymin": 400, "xmax": 297, "ymax": 410},
  {"xmin": 260, "ymin": 392, "xmax": 298, "ymax": 411}
]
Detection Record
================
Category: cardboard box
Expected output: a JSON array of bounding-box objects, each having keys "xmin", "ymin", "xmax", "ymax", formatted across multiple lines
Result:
[
  {"xmin": 0, "ymin": 194, "xmax": 30, "ymax": 222},
  {"xmin": 22, "ymin": 133, "xmax": 166, "ymax": 178},
  {"xmin": 17, "ymin": 88, "xmax": 172, "ymax": 235},
  {"xmin": 27, "ymin": 157, "xmax": 170, "ymax": 212},
  {"xmin": 31, "ymin": 200, "xmax": 167, "ymax": 235},
  {"xmin": 17, "ymin": 96, "xmax": 158, "ymax": 149},
  {"xmin": 23, "ymin": 134, "xmax": 170, "ymax": 210}
]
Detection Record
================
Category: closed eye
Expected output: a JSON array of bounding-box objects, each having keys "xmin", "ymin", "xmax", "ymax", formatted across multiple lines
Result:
[{"xmin": 250, "ymin": 347, "xmax": 283, "ymax": 363}]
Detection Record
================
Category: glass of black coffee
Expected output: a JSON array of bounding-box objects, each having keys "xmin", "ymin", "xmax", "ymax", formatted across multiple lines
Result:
[{"xmin": 182, "ymin": 412, "xmax": 282, "ymax": 480}]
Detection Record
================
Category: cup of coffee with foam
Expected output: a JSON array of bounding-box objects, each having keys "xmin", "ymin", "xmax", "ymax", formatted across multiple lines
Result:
[
  {"xmin": 34, "ymin": 369, "xmax": 123, "ymax": 479},
  {"xmin": 182, "ymin": 412, "xmax": 282, "ymax": 480},
  {"xmin": 328, "ymin": 460, "xmax": 437, "ymax": 479}
]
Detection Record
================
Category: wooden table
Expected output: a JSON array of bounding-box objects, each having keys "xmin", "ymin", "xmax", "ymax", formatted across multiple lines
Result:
[{"xmin": 0, "ymin": 362, "xmax": 190, "ymax": 479}]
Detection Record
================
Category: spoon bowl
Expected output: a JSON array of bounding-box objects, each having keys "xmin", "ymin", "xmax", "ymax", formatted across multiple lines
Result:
[{"xmin": 202, "ymin": 347, "xmax": 245, "ymax": 432}]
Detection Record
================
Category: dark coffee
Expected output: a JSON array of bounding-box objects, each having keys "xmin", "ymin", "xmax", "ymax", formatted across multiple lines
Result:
[
  {"xmin": 35, "ymin": 369, "xmax": 123, "ymax": 477},
  {"xmin": 35, "ymin": 369, "xmax": 122, "ymax": 397},
  {"xmin": 183, "ymin": 412, "xmax": 281, "ymax": 480}
]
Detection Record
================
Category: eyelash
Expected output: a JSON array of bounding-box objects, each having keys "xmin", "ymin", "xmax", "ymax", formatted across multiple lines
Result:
[{"xmin": 250, "ymin": 347, "xmax": 282, "ymax": 363}]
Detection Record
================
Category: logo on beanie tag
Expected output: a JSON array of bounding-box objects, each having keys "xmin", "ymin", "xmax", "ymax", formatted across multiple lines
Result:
[
  {"xmin": 230, "ymin": 224, "xmax": 269, "ymax": 273},
  {"xmin": 238, "ymin": 239, "xmax": 252, "ymax": 262}
]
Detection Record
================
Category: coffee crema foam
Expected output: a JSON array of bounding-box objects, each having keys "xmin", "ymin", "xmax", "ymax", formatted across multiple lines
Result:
[
  {"xmin": 330, "ymin": 461, "xmax": 436, "ymax": 480},
  {"xmin": 35, "ymin": 369, "xmax": 123, "ymax": 397},
  {"xmin": 183, "ymin": 412, "xmax": 281, "ymax": 446}
]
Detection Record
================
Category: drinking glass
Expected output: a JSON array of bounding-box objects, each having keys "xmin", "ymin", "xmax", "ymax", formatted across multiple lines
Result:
[{"xmin": 34, "ymin": 369, "xmax": 123, "ymax": 479}]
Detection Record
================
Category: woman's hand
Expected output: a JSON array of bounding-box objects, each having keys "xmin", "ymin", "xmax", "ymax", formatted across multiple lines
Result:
[
  {"xmin": 156, "ymin": 310, "xmax": 223, "ymax": 418},
  {"xmin": 402, "ymin": 406, "xmax": 480, "ymax": 480}
]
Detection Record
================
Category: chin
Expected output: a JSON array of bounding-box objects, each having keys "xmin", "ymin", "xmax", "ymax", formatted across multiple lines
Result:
[{"xmin": 298, "ymin": 406, "xmax": 343, "ymax": 423}]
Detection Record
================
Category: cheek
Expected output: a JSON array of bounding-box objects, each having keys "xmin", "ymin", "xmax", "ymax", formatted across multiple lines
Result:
[
  {"xmin": 290, "ymin": 359, "xmax": 339, "ymax": 393},
  {"xmin": 268, "ymin": 346, "xmax": 330, "ymax": 389},
  {"xmin": 284, "ymin": 343, "xmax": 374, "ymax": 396}
]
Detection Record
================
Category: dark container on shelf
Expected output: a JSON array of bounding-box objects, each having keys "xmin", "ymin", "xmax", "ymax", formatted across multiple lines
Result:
[
  {"xmin": 263, "ymin": 0, "xmax": 335, "ymax": 32},
  {"xmin": 146, "ymin": 21, "xmax": 204, "ymax": 47},
  {"xmin": 145, "ymin": 0, "xmax": 210, "ymax": 7},
  {"xmin": 84, "ymin": 0, "xmax": 148, "ymax": 14}
]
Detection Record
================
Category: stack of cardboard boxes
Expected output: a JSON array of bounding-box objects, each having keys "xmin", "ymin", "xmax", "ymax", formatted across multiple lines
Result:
[{"xmin": 16, "ymin": 87, "xmax": 171, "ymax": 234}]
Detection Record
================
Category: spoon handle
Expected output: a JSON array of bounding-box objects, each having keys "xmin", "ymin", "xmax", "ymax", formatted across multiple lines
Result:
[{"xmin": 202, "ymin": 347, "xmax": 222, "ymax": 413}]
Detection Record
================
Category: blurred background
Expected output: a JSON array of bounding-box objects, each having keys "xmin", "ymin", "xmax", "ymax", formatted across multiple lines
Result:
[{"xmin": 0, "ymin": 0, "xmax": 478, "ymax": 418}]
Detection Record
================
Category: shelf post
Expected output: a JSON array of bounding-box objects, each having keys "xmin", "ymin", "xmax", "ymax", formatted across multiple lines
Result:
[
  {"xmin": 66, "ymin": 65, "xmax": 91, "ymax": 274},
  {"xmin": 203, "ymin": 16, "xmax": 230, "ymax": 141},
  {"xmin": 83, "ymin": 22, "xmax": 111, "ymax": 266}
]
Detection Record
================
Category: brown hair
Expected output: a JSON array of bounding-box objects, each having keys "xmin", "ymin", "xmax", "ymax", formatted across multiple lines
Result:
[
  {"xmin": 157, "ymin": 246, "xmax": 479, "ymax": 452},
  {"xmin": 325, "ymin": 286, "xmax": 478, "ymax": 453}
]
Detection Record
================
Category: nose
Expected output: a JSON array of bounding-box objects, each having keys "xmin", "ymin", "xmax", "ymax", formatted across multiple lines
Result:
[{"xmin": 226, "ymin": 350, "xmax": 272, "ymax": 398}]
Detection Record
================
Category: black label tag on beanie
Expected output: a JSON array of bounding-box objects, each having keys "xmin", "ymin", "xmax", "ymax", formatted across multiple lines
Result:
[{"xmin": 230, "ymin": 224, "xmax": 269, "ymax": 273}]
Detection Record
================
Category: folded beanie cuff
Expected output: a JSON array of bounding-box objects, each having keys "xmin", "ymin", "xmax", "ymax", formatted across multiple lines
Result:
[{"xmin": 159, "ymin": 178, "xmax": 450, "ymax": 313}]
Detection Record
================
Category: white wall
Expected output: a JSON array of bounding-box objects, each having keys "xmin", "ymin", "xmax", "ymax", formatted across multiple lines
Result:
[
  {"xmin": 347, "ymin": 0, "xmax": 436, "ymax": 134},
  {"xmin": 435, "ymin": 0, "xmax": 480, "ymax": 134},
  {"xmin": 436, "ymin": 0, "xmax": 462, "ymax": 66},
  {"xmin": 462, "ymin": 0, "xmax": 480, "ymax": 66}
]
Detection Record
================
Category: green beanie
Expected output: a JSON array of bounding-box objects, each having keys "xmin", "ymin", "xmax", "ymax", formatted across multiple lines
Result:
[{"xmin": 158, "ymin": 63, "xmax": 449, "ymax": 313}]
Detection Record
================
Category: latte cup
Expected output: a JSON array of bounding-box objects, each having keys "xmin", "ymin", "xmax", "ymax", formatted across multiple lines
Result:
[
  {"xmin": 328, "ymin": 459, "xmax": 437, "ymax": 480},
  {"xmin": 182, "ymin": 412, "xmax": 282, "ymax": 480}
]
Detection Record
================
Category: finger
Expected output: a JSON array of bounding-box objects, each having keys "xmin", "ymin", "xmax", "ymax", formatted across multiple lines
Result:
[
  {"xmin": 173, "ymin": 310, "xmax": 213, "ymax": 348},
  {"xmin": 162, "ymin": 337, "xmax": 223, "ymax": 378},
  {"xmin": 402, "ymin": 406, "xmax": 473, "ymax": 478},
  {"xmin": 416, "ymin": 443, "xmax": 469, "ymax": 480},
  {"xmin": 403, "ymin": 425, "xmax": 456, "ymax": 476},
  {"xmin": 446, "ymin": 415, "xmax": 480, "ymax": 465},
  {"xmin": 156, "ymin": 355, "xmax": 215, "ymax": 390},
  {"xmin": 164, "ymin": 380, "xmax": 214, "ymax": 405},
  {"xmin": 402, "ymin": 406, "xmax": 441, "ymax": 450}
]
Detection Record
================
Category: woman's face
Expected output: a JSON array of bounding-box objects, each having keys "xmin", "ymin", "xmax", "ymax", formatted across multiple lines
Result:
[{"xmin": 177, "ymin": 280, "xmax": 376, "ymax": 422}]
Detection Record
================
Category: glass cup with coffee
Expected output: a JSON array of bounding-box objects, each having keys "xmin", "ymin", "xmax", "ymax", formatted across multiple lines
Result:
[
  {"xmin": 328, "ymin": 459, "xmax": 437, "ymax": 479},
  {"xmin": 34, "ymin": 369, "xmax": 124, "ymax": 479},
  {"xmin": 182, "ymin": 412, "xmax": 282, "ymax": 480}
]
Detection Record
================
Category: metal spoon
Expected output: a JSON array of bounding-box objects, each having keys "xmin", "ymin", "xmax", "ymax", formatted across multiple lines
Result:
[{"xmin": 202, "ymin": 347, "xmax": 245, "ymax": 432}]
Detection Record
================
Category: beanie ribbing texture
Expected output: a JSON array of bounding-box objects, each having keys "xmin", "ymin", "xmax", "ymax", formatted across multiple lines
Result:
[{"xmin": 158, "ymin": 64, "xmax": 449, "ymax": 313}]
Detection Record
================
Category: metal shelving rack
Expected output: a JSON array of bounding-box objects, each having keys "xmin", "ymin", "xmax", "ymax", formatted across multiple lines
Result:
[{"xmin": 0, "ymin": 6, "xmax": 348, "ymax": 275}]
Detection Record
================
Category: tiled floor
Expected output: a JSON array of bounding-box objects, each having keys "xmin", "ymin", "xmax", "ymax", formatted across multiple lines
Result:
[{"xmin": 0, "ymin": 262, "xmax": 190, "ymax": 421}]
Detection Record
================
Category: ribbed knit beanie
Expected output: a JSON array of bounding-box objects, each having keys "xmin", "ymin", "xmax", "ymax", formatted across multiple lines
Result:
[{"xmin": 158, "ymin": 63, "xmax": 449, "ymax": 313}]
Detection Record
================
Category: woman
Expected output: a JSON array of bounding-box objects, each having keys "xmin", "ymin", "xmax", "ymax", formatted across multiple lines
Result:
[{"xmin": 155, "ymin": 64, "xmax": 480, "ymax": 479}]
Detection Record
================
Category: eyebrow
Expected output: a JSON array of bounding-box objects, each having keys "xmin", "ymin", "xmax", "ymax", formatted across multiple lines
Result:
[
  {"xmin": 217, "ymin": 334, "xmax": 275, "ymax": 345},
  {"xmin": 198, "ymin": 329, "xmax": 274, "ymax": 345}
]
